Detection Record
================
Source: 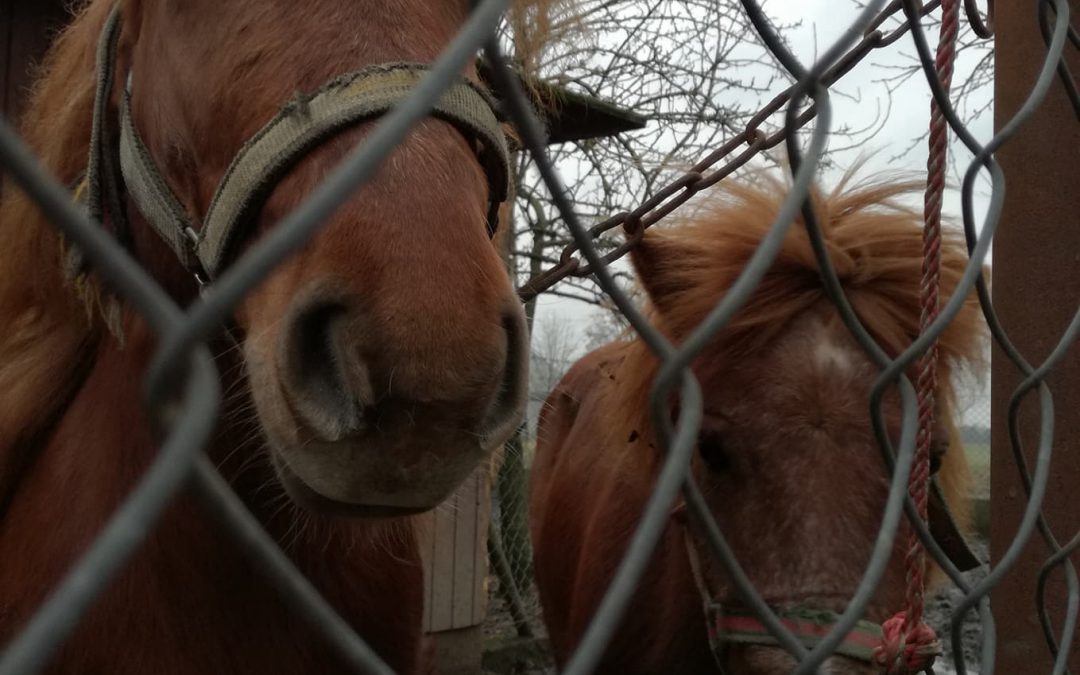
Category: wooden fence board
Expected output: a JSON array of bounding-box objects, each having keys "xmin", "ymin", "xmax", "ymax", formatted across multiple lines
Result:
[
  {"xmin": 451, "ymin": 472, "xmax": 478, "ymax": 628},
  {"xmin": 419, "ymin": 464, "xmax": 491, "ymax": 633}
]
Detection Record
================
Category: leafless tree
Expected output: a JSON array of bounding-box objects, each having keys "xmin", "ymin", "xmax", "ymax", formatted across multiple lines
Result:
[
  {"xmin": 583, "ymin": 297, "xmax": 631, "ymax": 351},
  {"xmin": 506, "ymin": 1, "xmax": 806, "ymax": 314},
  {"xmin": 854, "ymin": 2, "xmax": 994, "ymax": 178},
  {"xmin": 529, "ymin": 315, "xmax": 583, "ymax": 400},
  {"xmin": 508, "ymin": 0, "xmax": 994, "ymax": 326}
]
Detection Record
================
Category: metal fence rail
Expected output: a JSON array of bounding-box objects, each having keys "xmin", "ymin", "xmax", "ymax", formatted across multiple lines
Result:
[{"xmin": 0, "ymin": 0, "xmax": 1077, "ymax": 673}]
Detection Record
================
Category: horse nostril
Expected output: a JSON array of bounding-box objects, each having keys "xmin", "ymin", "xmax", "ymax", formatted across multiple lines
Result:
[
  {"xmin": 477, "ymin": 303, "xmax": 530, "ymax": 446},
  {"xmin": 282, "ymin": 300, "xmax": 364, "ymax": 440},
  {"xmin": 294, "ymin": 304, "xmax": 344, "ymax": 388}
]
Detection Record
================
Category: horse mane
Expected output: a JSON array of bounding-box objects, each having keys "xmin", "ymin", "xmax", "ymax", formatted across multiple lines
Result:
[
  {"xmin": 0, "ymin": 0, "xmax": 111, "ymax": 459},
  {"xmin": 507, "ymin": 0, "xmax": 575, "ymax": 74},
  {"xmin": 608, "ymin": 170, "xmax": 986, "ymax": 526}
]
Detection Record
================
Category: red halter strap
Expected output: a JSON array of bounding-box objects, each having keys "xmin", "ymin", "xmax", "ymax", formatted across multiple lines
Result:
[
  {"xmin": 680, "ymin": 521, "xmax": 886, "ymax": 669},
  {"xmin": 706, "ymin": 603, "xmax": 885, "ymax": 664}
]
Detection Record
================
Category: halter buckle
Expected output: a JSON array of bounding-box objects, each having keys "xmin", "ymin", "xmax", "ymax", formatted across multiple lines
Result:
[{"xmin": 182, "ymin": 226, "xmax": 210, "ymax": 289}]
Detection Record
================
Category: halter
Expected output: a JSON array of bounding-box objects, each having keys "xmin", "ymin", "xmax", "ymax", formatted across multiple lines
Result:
[
  {"xmin": 86, "ymin": 7, "xmax": 511, "ymax": 284},
  {"xmin": 667, "ymin": 466, "xmax": 974, "ymax": 675},
  {"xmin": 705, "ymin": 605, "xmax": 884, "ymax": 665},
  {"xmin": 680, "ymin": 527, "xmax": 886, "ymax": 673},
  {"xmin": 677, "ymin": 486, "xmax": 974, "ymax": 674},
  {"xmin": 673, "ymin": 501, "xmax": 972, "ymax": 669}
]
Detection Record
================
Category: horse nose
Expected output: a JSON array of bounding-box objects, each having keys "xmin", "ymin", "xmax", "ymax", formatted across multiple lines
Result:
[
  {"xmin": 278, "ymin": 296, "xmax": 528, "ymax": 448},
  {"xmin": 280, "ymin": 300, "xmax": 372, "ymax": 442}
]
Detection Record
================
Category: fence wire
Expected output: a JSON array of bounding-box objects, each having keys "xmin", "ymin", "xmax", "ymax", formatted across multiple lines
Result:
[{"xmin": 0, "ymin": 0, "xmax": 1077, "ymax": 674}]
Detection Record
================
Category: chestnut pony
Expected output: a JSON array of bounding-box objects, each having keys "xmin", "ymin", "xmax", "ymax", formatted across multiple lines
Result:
[
  {"xmin": 0, "ymin": 0, "xmax": 541, "ymax": 672},
  {"xmin": 530, "ymin": 175, "xmax": 985, "ymax": 674}
]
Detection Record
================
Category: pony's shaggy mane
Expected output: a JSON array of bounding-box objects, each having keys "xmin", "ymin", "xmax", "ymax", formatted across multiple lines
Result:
[
  {"xmin": 608, "ymin": 170, "xmax": 987, "ymax": 528},
  {"xmin": 631, "ymin": 172, "xmax": 985, "ymax": 368}
]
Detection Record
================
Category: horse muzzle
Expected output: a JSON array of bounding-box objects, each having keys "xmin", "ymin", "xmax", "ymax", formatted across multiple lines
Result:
[{"xmin": 251, "ymin": 289, "xmax": 528, "ymax": 514}]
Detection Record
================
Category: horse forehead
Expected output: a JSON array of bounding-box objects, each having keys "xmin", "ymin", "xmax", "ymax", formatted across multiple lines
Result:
[
  {"xmin": 807, "ymin": 319, "xmax": 860, "ymax": 376},
  {"xmin": 723, "ymin": 314, "xmax": 864, "ymax": 379},
  {"xmin": 719, "ymin": 315, "xmax": 873, "ymax": 415}
]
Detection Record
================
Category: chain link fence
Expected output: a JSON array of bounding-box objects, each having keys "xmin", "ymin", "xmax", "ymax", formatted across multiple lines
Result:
[{"xmin": 1, "ymin": 0, "xmax": 1078, "ymax": 674}]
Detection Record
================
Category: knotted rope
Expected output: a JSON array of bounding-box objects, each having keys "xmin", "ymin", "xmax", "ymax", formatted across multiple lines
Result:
[{"xmin": 874, "ymin": 0, "xmax": 959, "ymax": 672}]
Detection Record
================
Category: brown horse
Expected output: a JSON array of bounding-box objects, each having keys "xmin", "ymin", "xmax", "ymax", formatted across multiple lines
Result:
[
  {"xmin": 0, "ymin": 1, "xmax": 545, "ymax": 672},
  {"xmin": 530, "ymin": 174, "xmax": 986, "ymax": 674}
]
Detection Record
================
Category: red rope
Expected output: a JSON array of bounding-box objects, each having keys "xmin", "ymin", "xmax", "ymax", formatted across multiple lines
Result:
[
  {"xmin": 875, "ymin": 613, "xmax": 943, "ymax": 674},
  {"xmin": 876, "ymin": 1, "xmax": 959, "ymax": 673}
]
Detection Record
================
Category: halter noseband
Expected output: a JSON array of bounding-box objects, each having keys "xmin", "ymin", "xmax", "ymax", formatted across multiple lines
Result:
[
  {"xmin": 678, "ymin": 491, "xmax": 975, "ymax": 673},
  {"xmin": 705, "ymin": 604, "xmax": 885, "ymax": 666},
  {"xmin": 88, "ymin": 7, "xmax": 511, "ymax": 284},
  {"xmin": 680, "ymin": 523, "xmax": 885, "ymax": 672}
]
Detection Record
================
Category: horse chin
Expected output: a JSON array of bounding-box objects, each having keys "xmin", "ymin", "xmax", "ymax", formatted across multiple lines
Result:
[
  {"xmin": 266, "ymin": 434, "xmax": 488, "ymax": 516},
  {"xmin": 273, "ymin": 460, "xmax": 430, "ymax": 518}
]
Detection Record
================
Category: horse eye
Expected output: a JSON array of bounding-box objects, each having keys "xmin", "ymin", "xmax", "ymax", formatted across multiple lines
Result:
[{"xmin": 697, "ymin": 429, "xmax": 730, "ymax": 473}]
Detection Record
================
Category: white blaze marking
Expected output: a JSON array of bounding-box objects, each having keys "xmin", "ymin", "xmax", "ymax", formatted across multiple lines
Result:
[{"xmin": 813, "ymin": 327, "xmax": 854, "ymax": 375}]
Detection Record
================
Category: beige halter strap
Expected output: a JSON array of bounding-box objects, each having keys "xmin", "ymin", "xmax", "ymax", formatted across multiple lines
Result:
[{"xmin": 94, "ymin": 7, "xmax": 511, "ymax": 283}]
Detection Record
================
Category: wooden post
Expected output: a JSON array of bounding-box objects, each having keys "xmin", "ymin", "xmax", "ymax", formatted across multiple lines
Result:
[
  {"xmin": 417, "ymin": 465, "xmax": 492, "ymax": 633},
  {"xmin": 992, "ymin": 1, "xmax": 1080, "ymax": 671}
]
